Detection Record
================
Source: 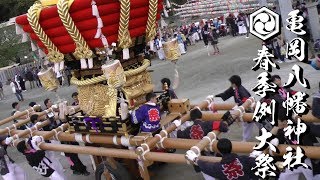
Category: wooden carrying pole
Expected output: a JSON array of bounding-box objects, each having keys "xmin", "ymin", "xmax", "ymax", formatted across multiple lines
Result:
[
  {"xmin": 188, "ymin": 97, "xmax": 255, "ymax": 156},
  {"xmin": 38, "ymin": 142, "xmax": 223, "ymax": 163},
  {"xmin": 0, "ymin": 105, "xmax": 80, "ymax": 135},
  {"xmin": 135, "ymin": 96, "xmax": 214, "ymax": 155},
  {"xmin": 0, "ymin": 105, "xmax": 41, "ymax": 126},
  {"xmin": 12, "ymin": 130, "xmax": 320, "ymax": 159},
  {"xmin": 200, "ymin": 111, "xmax": 320, "ymax": 123},
  {"xmin": 190, "ymin": 102, "xmax": 237, "ymax": 111}
]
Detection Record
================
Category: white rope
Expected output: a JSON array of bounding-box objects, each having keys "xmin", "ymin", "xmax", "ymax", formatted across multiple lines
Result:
[
  {"xmin": 120, "ymin": 136, "xmax": 131, "ymax": 147},
  {"xmin": 55, "ymin": 131, "xmax": 61, "ymax": 141},
  {"xmin": 140, "ymin": 143, "xmax": 150, "ymax": 160},
  {"xmin": 208, "ymin": 132, "xmax": 217, "ymax": 152},
  {"xmin": 52, "ymin": 129, "xmax": 58, "ymax": 140},
  {"xmin": 6, "ymin": 127, "xmax": 11, "ymax": 136},
  {"xmin": 75, "ymin": 133, "xmax": 84, "ymax": 143},
  {"xmin": 85, "ymin": 134, "xmax": 92, "ymax": 143},
  {"xmin": 113, "ymin": 135, "xmax": 119, "ymax": 145},
  {"xmin": 26, "ymin": 127, "xmax": 32, "ymax": 135},
  {"xmin": 203, "ymin": 136, "xmax": 211, "ymax": 142},
  {"xmin": 25, "ymin": 110, "xmax": 30, "ymax": 119},
  {"xmin": 191, "ymin": 146, "xmax": 201, "ymax": 156},
  {"xmin": 13, "ymin": 134, "xmax": 19, "ymax": 140},
  {"xmin": 234, "ymin": 109, "xmax": 244, "ymax": 122}
]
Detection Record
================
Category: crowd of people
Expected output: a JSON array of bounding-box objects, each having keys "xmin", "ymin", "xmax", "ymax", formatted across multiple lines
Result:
[{"xmin": 150, "ymin": 12, "xmax": 251, "ymax": 60}]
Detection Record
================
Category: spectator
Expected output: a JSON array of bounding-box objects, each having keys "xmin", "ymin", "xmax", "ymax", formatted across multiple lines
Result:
[
  {"xmin": 56, "ymin": 70, "xmax": 63, "ymax": 86},
  {"xmin": 26, "ymin": 68, "xmax": 35, "ymax": 89},
  {"xmin": 64, "ymin": 67, "xmax": 72, "ymax": 86},
  {"xmin": 33, "ymin": 67, "xmax": 42, "ymax": 87},
  {"xmin": 0, "ymin": 81, "xmax": 4, "ymax": 100},
  {"xmin": 14, "ymin": 73, "xmax": 26, "ymax": 91},
  {"xmin": 10, "ymin": 78, "xmax": 24, "ymax": 102}
]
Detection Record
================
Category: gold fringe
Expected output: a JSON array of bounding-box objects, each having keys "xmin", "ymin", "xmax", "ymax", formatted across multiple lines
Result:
[{"xmin": 117, "ymin": 0, "xmax": 132, "ymax": 49}]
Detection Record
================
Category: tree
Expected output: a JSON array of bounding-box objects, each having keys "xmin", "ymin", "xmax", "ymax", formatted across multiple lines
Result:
[{"xmin": 0, "ymin": 0, "xmax": 34, "ymax": 22}]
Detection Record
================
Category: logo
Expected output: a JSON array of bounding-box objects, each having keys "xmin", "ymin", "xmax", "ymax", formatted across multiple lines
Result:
[
  {"xmin": 190, "ymin": 124, "xmax": 204, "ymax": 139},
  {"xmin": 250, "ymin": 7, "xmax": 280, "ymax": 40}
]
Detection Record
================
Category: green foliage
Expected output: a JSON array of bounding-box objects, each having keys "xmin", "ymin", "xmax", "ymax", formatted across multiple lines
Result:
[
  {"xmin": 0, "ymin": 25, "xmax": 31, "ymax": 67},
  {"xmin": 0, "ymin": 0, "xmax": 34, "ymax": 22}
]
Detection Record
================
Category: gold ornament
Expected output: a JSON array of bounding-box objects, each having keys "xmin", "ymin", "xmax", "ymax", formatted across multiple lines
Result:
[
  {"xmin": 37, "ymin": 67, "xmax": 59, "ymax": 91},
  {"xmin": 78, "ymin": 84, "xmax": 117, "ymax": 117},
  {"xmin": 163, "ymin": 39, "xmax": 181, "ymax": 61}
]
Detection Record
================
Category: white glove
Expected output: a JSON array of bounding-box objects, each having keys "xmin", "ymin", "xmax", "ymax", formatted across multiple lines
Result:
[
  {"xmin": 185, "ymin": 150, "xmax": 199, "ymax": 165},
  {"xmin": 173, "ymin": 119, "xmax": 182, "ymax": 127},
  {"xmin": 5, "ymin": 137, "xmax": 13, "ymax": 145},
  {"xmin": 31, "ymin": 136, "xmax": 44, "ymax": 151},
  {"xmin": 32, "ymin": 136, "xmax": 44, "ymax": 144},
  {"xmin": 51, "ymin": 104, "xmax": 58, "ymax": 109},
  {"xmin": 249, "ymin": 150, "xmax": 263, "ymax": 158},
  {"xmin": 206, "ymin": 95, "xmax": 214, "ymax": 103}
]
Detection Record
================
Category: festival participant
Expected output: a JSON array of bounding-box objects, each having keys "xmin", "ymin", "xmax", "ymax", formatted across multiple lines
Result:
[
  {"xmin": 202, "ymin": 21, "xmax": 209, "ymax": 47},
  {"xmin": 29, "ymin": 102, "xmax": 42, "ymax": 112},
  {"xmin": 154, "ymin": 35, "xmax": 165, "ymax": 60},
  {"xmin": 71, "ymin": 92, "xmax": 79, "ymax": 106},
  {"xmin": 10, "ymin": 78, "xmax": 24, "ymax": 102},
  {"xmin": 0, "ymin": 135, "xmax": 27, "ymax": 180},
  {"xmin": 186, "ymin": 138, "xmax": 259, "ymax": 180},
  {"xmin": 271, "ymin": 75, "xmax": 297, "ymax": 100},
  {"xmin": 226, "ymin": 13, "xmax": 237, "ymax": 37},
  {"xmin": 43, "ymin": 98, "xmax": 90, "ymax": 175},
  {"xmin": 130, "ymin": 92, "xmax": 161, "ymax": 133},
  {"xmin": 16, "ymin": 137, "xmax": 66, "ymax": 180},
  {"xmin": 237, "ymin": 12, "xmax": 248, "ymax": 36},
  {"xmin": 0, "ymin": 81, "xmax": 5, "ymax": 100},
  {"xmin": 170, "ymin": 108, "xmax": 231, "ymax": 139},
  {"xmin": 209, "ymin": 27, "xmax": 220, "ymax": 55},
  {"xmin": 215, "ymin": 75, "xmax": 257, "ymax": 142},
  {"xmin": 312, "ymin": 82, "xmax": 320, "ymax": 118},
  {"xmin": 176, "ymin": 32, "xmax": 186, "ymax": 55},
  {"xmin": 161, "ymin": 78, "xmax": 177, "ymax": 99},
  {"xmin": 271, "ymin": 109, "xmax": 316, "ymax": 180},
  {"xmin": 11, "ymin": 102, "xmax": 29, "ymax": 130}
]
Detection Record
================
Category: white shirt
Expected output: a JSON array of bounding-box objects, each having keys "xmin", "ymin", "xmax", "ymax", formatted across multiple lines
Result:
[{"xmin": 10, "ymin": 82, "xmax": 21, "ymax": 94}]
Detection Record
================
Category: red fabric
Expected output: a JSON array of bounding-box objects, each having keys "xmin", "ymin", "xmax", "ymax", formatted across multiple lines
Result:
[
  {"xmin": 241, "ymin": 97, "xmax": 248, "ymax": 103},
  {"xmin": 16, "ymin": 0, "xmax": 163, "ymax": 55},
  {"xmin": 212, "ymin": 121, "xmax": 220, "ymax": 131},
  {"xmin": 16, "ymin": 0, "xmax": 162, "ymax": 25}
]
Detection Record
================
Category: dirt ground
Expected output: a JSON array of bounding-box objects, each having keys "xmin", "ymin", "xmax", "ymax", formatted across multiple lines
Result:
[{"xmin": 0, "ymin": 35, "xmax": 318, "ymax": 180}]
